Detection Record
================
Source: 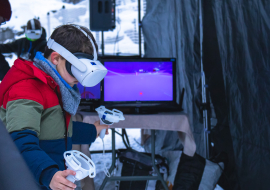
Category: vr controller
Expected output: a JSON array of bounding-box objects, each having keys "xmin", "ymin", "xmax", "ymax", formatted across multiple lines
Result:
[
  {"xmin": 95, "ymin": 106, "xmax": 125, "ymax": 139},
  {"xmin": 93, "ymin": 106, "xmax": 125, "ymax": 177},
  {"xmin": 64, "ymin": 150, "xmax": 96, "ymax": 183}
]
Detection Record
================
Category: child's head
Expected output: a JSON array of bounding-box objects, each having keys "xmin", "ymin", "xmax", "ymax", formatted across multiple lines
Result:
[
  {"xmin": 25, "ymin": 19, "xmax": 42, "ymax": 41},
  {"xmin": 44, "ymin": 24, "xmax": 98, "ymax": 87},
  {"xmin": 26, "ymin": 18, "xmax": 41, "ymax": 30}
]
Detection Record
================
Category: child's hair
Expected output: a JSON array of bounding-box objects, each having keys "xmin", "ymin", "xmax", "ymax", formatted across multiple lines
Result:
[
  {"xmin": 26, "ymin": 19, "xmax": 41, "ymax": 30},
  {"xmin": 44, "ymin": 24, "xmax": 98, "ymax": 59}
]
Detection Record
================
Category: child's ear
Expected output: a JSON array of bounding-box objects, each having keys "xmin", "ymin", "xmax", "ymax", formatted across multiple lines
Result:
[{"xmin": 50, "ymin": 52, "xmax": 61, "ymax": 66}]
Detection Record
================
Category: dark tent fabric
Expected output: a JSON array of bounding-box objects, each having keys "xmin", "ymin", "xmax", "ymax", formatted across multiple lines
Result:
[
  {"xmin": 203, "ymin": 1, "xmax": 239, "ymax": 189},
  {"xmin": 142, "ymin": 0, "xmax": 204, "ymax": 156},
  {"xmin": 143, "ymin": 0, "xmax": 270, "ymax": 189},
  {"xmin": 206, "ymin": 0, "xmax": 270, "ymax": 189}
]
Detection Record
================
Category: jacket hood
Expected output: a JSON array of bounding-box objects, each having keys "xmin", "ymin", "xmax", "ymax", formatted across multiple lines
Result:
[{"xmin": 0, "ymin": 58, "xmax": 51, "ymax": 106}]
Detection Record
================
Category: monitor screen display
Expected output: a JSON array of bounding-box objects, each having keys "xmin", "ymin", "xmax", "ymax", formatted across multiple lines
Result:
[
  {"xmin": 103, "ymin": 60, "xmax": 173, "ymax": 101},
  {"xmin": 77, "ymin": 82, "xmax": 100, "ymax": 99}
]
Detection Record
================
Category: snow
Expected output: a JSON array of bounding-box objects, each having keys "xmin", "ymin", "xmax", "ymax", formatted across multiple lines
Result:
[
  {"xmin": 3, "ymin": 53, "xmax": 17, "ymax": 67},
  {"xmin": 6, "ymin": 0, "xmax": 71, "ymax": 31},
  {"xmin": 91, "ymin": 128, "xmax": 144, "ymax": 152}
]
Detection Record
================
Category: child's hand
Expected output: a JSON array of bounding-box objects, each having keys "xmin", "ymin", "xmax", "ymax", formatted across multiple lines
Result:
[
  {"xmin": 94, "ymin": 120, "xmax": 109, "ymax": 137},
  {"xmin": 49, "ymin": 170, "xmax": 76, "ymax": 190}
]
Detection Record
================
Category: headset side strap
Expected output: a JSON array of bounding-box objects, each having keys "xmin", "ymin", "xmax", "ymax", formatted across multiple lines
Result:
[
  {"xmin": 47, "ymin": 38, "xmax": 87, "ymax": 72},
  {"xmin": 31, "ymin": 19, "xmax": 35, "ymax": 30}
]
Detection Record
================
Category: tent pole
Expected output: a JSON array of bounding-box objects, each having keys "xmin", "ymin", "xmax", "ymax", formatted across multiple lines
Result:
[
  {"xmin": 199, "ymin": 0, "xmax": 210, "ymax": 159},
  {"xmin": 138, "ymin": 0, "xmax": 142, "ymax": 57}
]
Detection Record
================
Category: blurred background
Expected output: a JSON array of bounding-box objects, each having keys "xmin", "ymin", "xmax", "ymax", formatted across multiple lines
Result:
[{"xmin": 0, "ymin": 0, "xmax": 146, "ymax": 66}]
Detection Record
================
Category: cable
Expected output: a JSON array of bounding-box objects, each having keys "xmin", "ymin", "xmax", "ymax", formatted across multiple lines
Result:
[
  {"xmin": 121, "ymin": 129, "xmax": 131, "ymax": 149},
  {"xmin": 215, "ymin": 162, "xmax": 232, "ymax": 190},
  {"xmin": 102, "ymin": 139, "xmax": 111, "ymax": 177},
  {"xmin": 95, "ymin": 106, "xmax": 125, "ymax": 177},
  {"xmin": 216, "ymin": 162, "xmax": 224, "ymax": 172}
]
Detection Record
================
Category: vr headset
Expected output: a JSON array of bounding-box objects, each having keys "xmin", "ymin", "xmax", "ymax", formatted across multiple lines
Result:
[
  {"xmin": 25, "ymin": 19, "xmax": 42, "ymax": 40},
  {"xmin": 47, "ymin": 25, "xmax": 108, "ymax": 87}
]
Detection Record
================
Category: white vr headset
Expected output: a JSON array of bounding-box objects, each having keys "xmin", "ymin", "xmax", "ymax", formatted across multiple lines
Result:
[
  {"xmin": 47, "ymin": 25, "xmax": 108, "ymax": 87},
  {"xmin": 25, "ymin": 19, "xmax": 42, "ymax": 40}
]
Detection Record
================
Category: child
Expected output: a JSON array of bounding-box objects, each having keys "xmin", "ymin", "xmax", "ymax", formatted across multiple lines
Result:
[
  {"xmin": 0, "ymin": 24, "xmax": 108, "ymax": 190},
  {"xmin": 0, "ymin": 19, "xmax": 47, "ymax": 61}
]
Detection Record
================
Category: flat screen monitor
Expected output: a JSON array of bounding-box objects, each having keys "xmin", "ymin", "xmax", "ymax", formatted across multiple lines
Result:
[
  {"xmin": 100, "ymin": 58, "xmax": 177, "ymax": 109},
  {"xmin": 77, "ymin": 82, "xmax": 101, "ymax": 100}
]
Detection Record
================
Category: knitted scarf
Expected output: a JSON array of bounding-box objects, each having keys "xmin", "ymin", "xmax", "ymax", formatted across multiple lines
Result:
[{"xmin": 33, "ymin": 52, "xmax": 81, "ymax": 115}]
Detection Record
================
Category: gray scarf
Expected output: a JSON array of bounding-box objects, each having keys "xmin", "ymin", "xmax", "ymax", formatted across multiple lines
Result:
[{"xmin": 33, "ymin": 52, "xmax": 81, "ymax": 115}]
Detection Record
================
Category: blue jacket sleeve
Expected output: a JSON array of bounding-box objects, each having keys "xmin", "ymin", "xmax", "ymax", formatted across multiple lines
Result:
[
  {"xmin": 72, "ymin": 121, "xmax": 97, "ymax": 144},
  {"xmin": 10, "ymin": 130, "xmax": 59, "ymax": 187},
  {"xmin": 40, "ymin": 167, "xmax": 58, "ymax": 189}
]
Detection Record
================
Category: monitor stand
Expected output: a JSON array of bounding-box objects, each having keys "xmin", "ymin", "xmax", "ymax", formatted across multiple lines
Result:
[
  {"xmin": 80, "ymin": 108, "xmax": 93, "ymax": 112},
  {"xmin": 134, "ymin": 107, "xmax": 159, "ymax": 114},
  {"xmin": 104, "ymin": 105, "xmax": 182, "ymax": 114},
  {"xmin": 104, "ymin": 106, "xmax": 159, "ymax": 114}
]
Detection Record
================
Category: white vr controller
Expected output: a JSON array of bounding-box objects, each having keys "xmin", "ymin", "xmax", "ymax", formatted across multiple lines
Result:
[
  {"xmin": 94, "ymin": 106, "xmax": 125, "ymax": 177},
  {"xmin": 95, "ymin": 106, "xmax": 125, "ymax": 139},
  {"xmin": 64, "ymin": 150, "xmax": 96, "ymax": 183}
]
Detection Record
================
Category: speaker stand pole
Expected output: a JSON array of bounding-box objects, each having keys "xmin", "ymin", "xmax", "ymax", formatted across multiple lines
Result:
[{"xmin": 101, "ymin": 31, "xmax": 104, "ymax": 57}]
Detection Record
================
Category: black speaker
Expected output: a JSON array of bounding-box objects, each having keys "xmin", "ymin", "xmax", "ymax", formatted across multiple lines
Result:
[{"xmin": 90, "ymin": 0, "xmax": 116, "ymax": 31}]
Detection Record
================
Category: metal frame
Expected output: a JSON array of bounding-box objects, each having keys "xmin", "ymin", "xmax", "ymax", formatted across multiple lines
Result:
[
  {"xmin": 138, "ymin": 0, "xmax": 142, "ymax": 57},
  {"xmin": 99, "ymin": 129, "xmax": 168, "ymax": 190}
]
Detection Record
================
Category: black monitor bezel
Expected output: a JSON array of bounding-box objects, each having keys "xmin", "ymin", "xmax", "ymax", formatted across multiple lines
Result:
[{"xmin": 100, "ymin": 57, "xmax": 177, "ymax": 107}]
